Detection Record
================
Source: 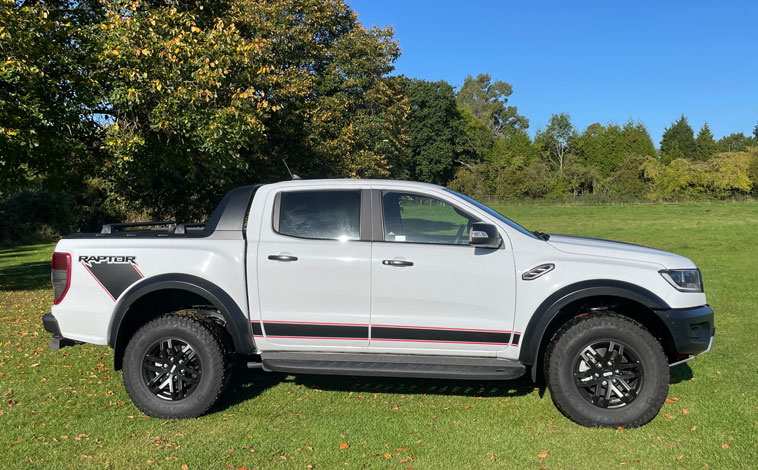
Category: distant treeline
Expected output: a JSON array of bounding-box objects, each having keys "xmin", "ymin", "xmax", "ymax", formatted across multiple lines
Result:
[{"xmin": 1, "ymin": 1, "xmax": 757, "ymax": 242}]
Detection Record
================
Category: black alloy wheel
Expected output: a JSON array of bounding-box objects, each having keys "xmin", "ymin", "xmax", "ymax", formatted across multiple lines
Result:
[
  {"xmin": 573, "ymin": 340, "xmax": 643, "ymax": 409},
  {"xmin": 141, "ymin": 338, "xmax": 202, "ymax": 401},
  {"xmin": 546, "ymin": 313, "xmax": 669, "ymax": 428},
  {"xmin": 123, "ymin": 314, "xmax": 229, "ymax": 419}
]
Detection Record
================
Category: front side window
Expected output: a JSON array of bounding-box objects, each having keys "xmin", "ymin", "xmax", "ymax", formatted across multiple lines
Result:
[
  {"xmin": 382, "ymin": 192, "xmax": 478, "ymax": 245},
  {"xmin": 277, "ymin": 190, "xmax": 361, "ymax": 241}
]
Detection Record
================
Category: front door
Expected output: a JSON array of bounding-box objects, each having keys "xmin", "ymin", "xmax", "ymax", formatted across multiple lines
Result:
[
  {"xmin": 369, "ymin": 189, "xmax": 517, "ymax": 355},
  {"xmin": 256, "ymin": 188, "xmax": 371, "ymax": 350}
]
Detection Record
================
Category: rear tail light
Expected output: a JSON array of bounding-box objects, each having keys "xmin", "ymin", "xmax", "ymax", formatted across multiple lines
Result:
[{"xmin": 52, "ymin": 252, "xmax": 71, "ymax": 305}]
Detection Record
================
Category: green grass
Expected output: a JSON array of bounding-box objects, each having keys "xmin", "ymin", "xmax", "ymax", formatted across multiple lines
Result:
[{"xmin": 1, "ymin": 202, "xmax": 757, "ymax": 469}]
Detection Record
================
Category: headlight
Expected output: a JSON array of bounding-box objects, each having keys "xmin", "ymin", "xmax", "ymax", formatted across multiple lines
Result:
[{"xmin": 660, "ymin": 269, "xmax": 703, "ymax": 292}]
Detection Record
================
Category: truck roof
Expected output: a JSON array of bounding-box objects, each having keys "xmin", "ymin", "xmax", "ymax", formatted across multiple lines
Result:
[{"xmin": 264, "ymin": 178, "xmax": 445, "ymax": 190}]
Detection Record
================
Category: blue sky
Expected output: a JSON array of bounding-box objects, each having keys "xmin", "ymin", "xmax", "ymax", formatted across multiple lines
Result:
[{"xmin": 347, "ymin": 1, "xmax": 758, "ymax": 144}]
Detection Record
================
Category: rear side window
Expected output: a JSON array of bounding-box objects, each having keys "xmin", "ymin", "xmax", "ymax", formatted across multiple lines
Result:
[{"xmin": 276, "ymin": 190, "xmax": 361, "ymax": 241}]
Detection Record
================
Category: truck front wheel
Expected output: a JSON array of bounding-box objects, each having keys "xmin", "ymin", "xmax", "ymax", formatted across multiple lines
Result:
[
  {"xmin": 545, "ymin": 314, "xmax": 669, "ymax": 428},
  {"xmin": 122, "ymin": 313, "xmax": 229, "ymax": 419}
]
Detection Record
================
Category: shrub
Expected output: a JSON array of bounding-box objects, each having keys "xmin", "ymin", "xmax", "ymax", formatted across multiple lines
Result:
[{"xmin": 0, "ymin": 189, "xmax": 77, "ymax": 244}]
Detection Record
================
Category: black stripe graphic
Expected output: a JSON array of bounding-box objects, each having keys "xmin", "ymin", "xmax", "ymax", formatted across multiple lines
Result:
[
  {"xmin": 254, "ymin": 321, "xmax": 518, "ymax": 345},
  {"xmin": 263, "ymin": 322, "xmax": 368, "ymax": 339},
  {"xmin": 371, "ymin": 327, "xmax": 511, "ymax": 344},
  {"xmin": 86, "ymin": 262, "xmax": 143, "ymax": 300}
]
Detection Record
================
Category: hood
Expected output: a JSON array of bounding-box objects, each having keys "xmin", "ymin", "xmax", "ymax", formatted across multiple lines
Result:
[{"xmin": 546, "ymin": 234, "xmax": 696, "ymax": 269}]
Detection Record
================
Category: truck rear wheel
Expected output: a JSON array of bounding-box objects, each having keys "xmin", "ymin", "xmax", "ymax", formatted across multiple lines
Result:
[
  {"xmin": 545, "ymin": 314, "xmax": 669, "ymax": 428},
  {"xmin": 122, "ymin": 313, "xmax": 229, "ymax": 419}
]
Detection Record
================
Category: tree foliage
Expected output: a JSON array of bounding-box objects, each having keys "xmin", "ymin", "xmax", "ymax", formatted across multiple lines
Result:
[
  {"xmin": 535, "ymin": 113, "xmax": 576, "ymax": 172},
  {"xmin": 695, "ymin": 123, "xmax": 717, "ymax": 161},
  {"xmin": 573, "ymin": 120, "xmax": 655, "ymax": 176},
  {"xmin": 660, "ymin": 115, "xmax": 696, "ymax": 163},
  {"xmin": 456, "ymin": 73, "xmax": 528, "ymax": 136},
  {"xmin": 398, "ymin": 78, "xmax": 472, "ymax": 184},
  {"xmin": 0, "ymin": 0, "xmax": 104, "ymax": 196},
  {"xmin": 94, "ymin": 0, "xmax": 403, "ymax": 220},
  {"xmin": 717, "ymin": 132, "xmax": 753, "ymax": 153},
  {"xmin": 1, "ymin": 1, "xmax": 757, "ymax": 237}
]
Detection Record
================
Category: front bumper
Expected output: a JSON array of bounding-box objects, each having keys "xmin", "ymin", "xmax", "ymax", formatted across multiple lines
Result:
[
  {"xmin": 42, "ymin": 312, "xmax": 81, "ymax": 350},
  {"xmin": 654, "ymin": 304, "xmax": 714, "ymax": 359}
]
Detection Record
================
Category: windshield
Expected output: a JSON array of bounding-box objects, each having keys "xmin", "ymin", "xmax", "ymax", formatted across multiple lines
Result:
[{"xmin": 444, "ymin": 189, "xmax": 538, "ymax": 239}]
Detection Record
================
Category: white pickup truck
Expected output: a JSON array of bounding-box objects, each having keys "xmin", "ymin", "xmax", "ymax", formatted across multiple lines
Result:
[{"xmin": 43, "ymin": 179, "xmax": 714, "ymax": 427}]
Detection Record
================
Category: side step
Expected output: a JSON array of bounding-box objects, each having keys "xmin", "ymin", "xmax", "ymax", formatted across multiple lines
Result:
[{"xmin": 261, "ymin": 352, "xmax": 525, "ymax": 381}]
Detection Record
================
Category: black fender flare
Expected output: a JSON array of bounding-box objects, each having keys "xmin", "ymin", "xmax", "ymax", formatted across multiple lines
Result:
[
  {"xmin": 518, "ymin": 280, "xmax": 669, "ymax": 379},
  {"xmin": 108, "ymin": 273, "xmax": 255, "ymax": 360}
]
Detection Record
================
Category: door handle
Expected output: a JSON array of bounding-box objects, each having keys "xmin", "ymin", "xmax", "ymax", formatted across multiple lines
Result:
[
  {"xmin": 382, "ymin": 259, "xmax": 414, "ymax": 267},
  {"xmin": 268, "ymin": 254, "xmax": 298, "ymax": 262}
]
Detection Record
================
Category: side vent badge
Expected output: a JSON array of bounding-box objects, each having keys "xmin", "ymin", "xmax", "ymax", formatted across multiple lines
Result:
[{"xmin": 522, "ymin": 264, "xmax": 555, "ymax": 280}]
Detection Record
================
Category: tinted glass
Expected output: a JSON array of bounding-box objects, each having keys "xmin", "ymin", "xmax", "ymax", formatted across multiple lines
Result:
[
  {"xmin": 278, "ymin": 190, "xmax": 361, "ymax": 240},
  {"xmin": 382, "ymin": 192, "xmax": 478, "ymax": 245},
  {"xmin": 443, "ymin": 188, "xmax": 537, "ymax": 239}
]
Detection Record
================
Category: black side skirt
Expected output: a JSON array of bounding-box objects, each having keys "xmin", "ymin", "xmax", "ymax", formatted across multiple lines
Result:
[{"xmin": 261, "ymin": 352, "xmax": 525, "ymax": 381}]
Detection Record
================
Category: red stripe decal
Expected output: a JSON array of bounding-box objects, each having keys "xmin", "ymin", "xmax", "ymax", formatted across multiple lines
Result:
[
  {"xmin": 260, "ymin": 319, "xmax": 369, "ymax": 327},
  {"xmin": 370, "ymin": 338, "xmax": 509, "ymax": 346},
  {"xmin": 132, "ymin": 263, "xmax": 145, "ymax": 278},
  {"xmin": 264, "ymin": 336, "xmax": 366, "ymax": 341}
]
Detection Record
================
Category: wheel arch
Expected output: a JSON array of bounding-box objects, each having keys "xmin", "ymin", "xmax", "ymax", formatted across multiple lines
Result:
[
  {"xmin": 109, "ymin": 274, "xmax": 255, "ymax": 370},
  {"xmin": 518, "ymin": 280, "xmax": 673, "ymax": 382}
]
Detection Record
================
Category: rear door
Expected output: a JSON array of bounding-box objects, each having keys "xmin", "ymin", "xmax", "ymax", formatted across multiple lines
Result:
[
  {"xmin": 369, "ymin": 188, "xmax": 517, "ymax": 355},
  {"xmin": 255, "ymin": 187, "xmax": 372, "ymax": 350}
]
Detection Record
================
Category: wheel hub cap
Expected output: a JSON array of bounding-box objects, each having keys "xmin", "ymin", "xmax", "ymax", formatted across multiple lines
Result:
[
  {"xmin": 142, "ymin": 338, "xmax": 202, "ymax": 401},
  {"xmin": 573, "ymin": 341, "xmax": 643, "ymax": 409}
]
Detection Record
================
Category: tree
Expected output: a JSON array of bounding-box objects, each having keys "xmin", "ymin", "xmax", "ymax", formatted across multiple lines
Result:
[
  {"xmin": 535, "ymin": 113, "xmax": 576, "ymax": 172},
  {"xmin": 717, "ymin": 133, "xmax": 752, "ymax": 153},
  {"xmin": 753, "ymin": 121, "xmax": 758, "ymax": 141},
  {"xmin": 400, "ymin": 78, "xmax": 470, "ymax": 184},
  {"xmin": 572, "ymin": 120, "xmax": 655, "ymax": 176},
  {"xmin": 660, "ymin": 115, "xmax": 696, "ymax": 163},
  {"xmin": 0, "ymin": 0, "xmax": 104, "ymax": 196},
  {"xmin": 94, "ymin": 0, "xmax": 404, "ymax": 220},
  {"xmin": 456, "ymin": 73, "xmax": 528, "ymax": 136},
  {"xmin": 695, "ymin": 123, "xmax": 717, "ymax": 161}
]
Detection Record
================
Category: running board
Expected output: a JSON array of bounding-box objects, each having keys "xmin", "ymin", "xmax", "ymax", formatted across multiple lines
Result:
[{"xmin": 261, "ymin": 352, "xmax": 525, "ymax": 380}]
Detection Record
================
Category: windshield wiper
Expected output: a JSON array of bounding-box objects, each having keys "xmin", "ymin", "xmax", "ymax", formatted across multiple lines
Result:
[{"xmin": 533, "ymin": 231, "xmax": 550, "ymax": 241}]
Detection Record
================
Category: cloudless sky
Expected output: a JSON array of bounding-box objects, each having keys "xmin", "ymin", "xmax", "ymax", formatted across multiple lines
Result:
[{"xmin": 347, "ymin": 0, "xmax": 758, "ymax": 144}]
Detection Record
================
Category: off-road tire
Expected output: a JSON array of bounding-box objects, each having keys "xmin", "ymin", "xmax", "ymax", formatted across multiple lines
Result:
[
  {"xmin": 122, "ymin": 313, "xmax": 230, "ymax": 419},
  {"xmin": 545, "ymin": 313, "xmax": 669, "ymax": 428}
]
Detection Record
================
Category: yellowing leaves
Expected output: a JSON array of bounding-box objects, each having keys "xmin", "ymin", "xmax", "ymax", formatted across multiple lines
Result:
[{"xmin": 339, "ymin": 442, "xmax": 349, "ymax": 450}]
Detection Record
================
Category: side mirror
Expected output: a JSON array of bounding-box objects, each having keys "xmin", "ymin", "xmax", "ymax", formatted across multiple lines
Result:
[{"xmin": 469, "ymin": 222, "xmax": 502, "ymax": 249}]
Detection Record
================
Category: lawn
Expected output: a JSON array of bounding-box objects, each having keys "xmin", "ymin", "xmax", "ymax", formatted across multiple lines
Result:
[{"xmin": 1, "ymin": 201, "xmax": 757, "ymax": 469}]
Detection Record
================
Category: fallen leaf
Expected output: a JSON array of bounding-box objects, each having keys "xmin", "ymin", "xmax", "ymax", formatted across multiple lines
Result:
[
  {"xmin": 182, "ymin": 465, "xmax": 189, "ymax": 470},
  {"xmin": 682, "ymin": 408, "xmax": 689, "ymax": 415},
  {"xmin": 617, "ymin": 426, "xmax": 624, "ymax": 431},
  {"xmin": 384, "ymin": 453, "xmax": 392, "ymax": 459},
  {"xmin": 664, "ymin": 413, "xmax": 673, "ymax": 419},
  {"xmin": 537, "ymin": 450, "xmax": 549, "ymax": 459},
  {"xmin": 721, "ymin": 443, "xmax": 729, "ymax": 449},
  {"xmin": 339, "ymin": 442, "xmax": 349, "ymax": 450},
  {"xmin": 676, "ymin": 455, "xmax": 683, "ymax": 461},
  {"xmin": 690, "ymin": 426, "xmax": 697, "ymax": 432}
]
